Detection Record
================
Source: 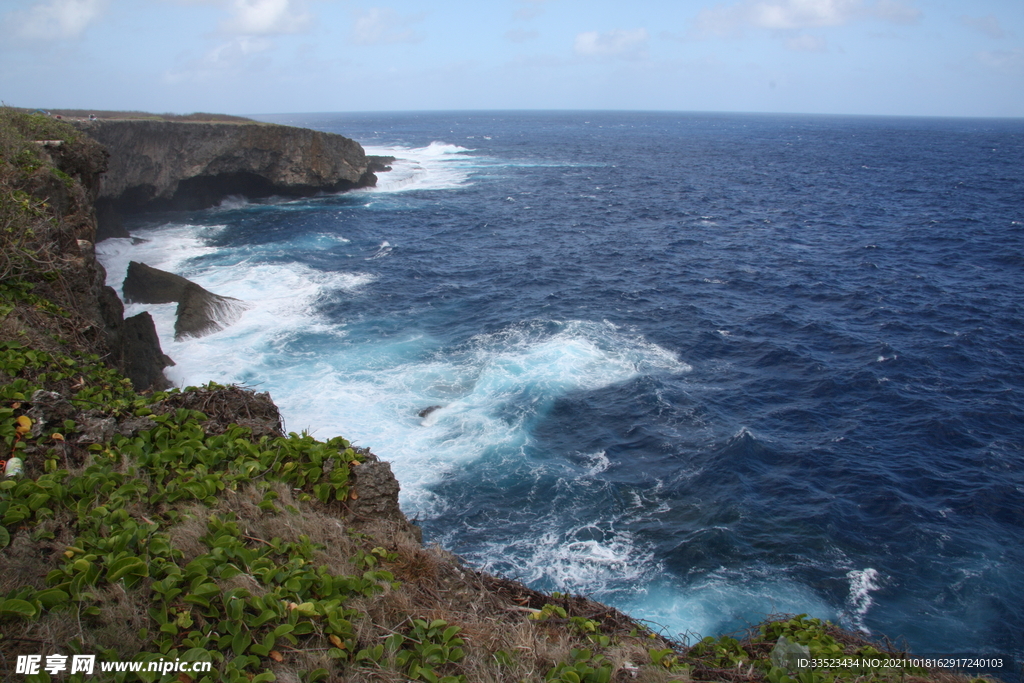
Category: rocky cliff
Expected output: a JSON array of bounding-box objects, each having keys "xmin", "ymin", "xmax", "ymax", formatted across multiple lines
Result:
[{"xmin": 72, "ymin": 119, "xmax": 378, "ymax": 238}]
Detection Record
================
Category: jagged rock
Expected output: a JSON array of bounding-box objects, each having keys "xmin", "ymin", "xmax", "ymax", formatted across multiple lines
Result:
[
  {"xmin": 98, "ymin": 284, "xmax": 126, "ymax": 358},
  {"xmin": 26, "ymin": 389, "xmax": 156, "ymax": 445},
  {"xmin": 122, "ymin": 261, "xmax": 246, "ymax": 341},
  {"xmin": 92, "ymin": 282, "xmax": 172, "ymax": 392},
  {"xmin": 123, "ymin": 260, "xmax": 193, "ymax": 304},
  {"xmin": 123, "ymin": 312, "xmax": 174, "ymax": 391},
  {"xmin": 152, "ymin": 385, "xmax": 284, "ymax": 438},
  {"xmin": 25, "ymin": 134, "xmax": 107, "ymax": 238},
  {"xmin": 368, "ymin": 155, "xmax": 395, "ymax": 173},
  {"xmin": 349, "ymin": 461, "xmax": 404, "ymax": 522},
  {"xmin": 174, "ymin": 282, "xmax": 247, "ymax": 341},
  {"xmin": 95, "ymin": 199, "xmax": 130, "ymax": 241},
  {"xmin": 77, "ymin": 413, "xmax": 116, "ymax": 444},
  {"xmin": 1, "ymin": 117, "xmax": 171, "ymax": 394}
]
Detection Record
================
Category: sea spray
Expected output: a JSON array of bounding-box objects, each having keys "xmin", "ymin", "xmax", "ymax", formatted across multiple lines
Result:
[{"xmin": 845, "ymin": 568, "xmax": 882, "ymax": 634}]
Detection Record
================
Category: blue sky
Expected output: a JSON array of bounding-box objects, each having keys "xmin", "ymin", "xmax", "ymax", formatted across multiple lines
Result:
[{"xmin": 1, "ymin": 0, "xmax": 1022, "ymax": 117}]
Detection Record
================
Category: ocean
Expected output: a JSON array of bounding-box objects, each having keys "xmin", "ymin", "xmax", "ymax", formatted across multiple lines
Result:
[{"xmin": 95, "ymin": 111, "xmax": 1024, "ymax": 666}]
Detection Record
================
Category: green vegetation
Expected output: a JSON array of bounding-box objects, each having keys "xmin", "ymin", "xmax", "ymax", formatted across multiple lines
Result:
[{"xmin": 0, "ymin": 107, "xmax": 84, "ymax": 284}]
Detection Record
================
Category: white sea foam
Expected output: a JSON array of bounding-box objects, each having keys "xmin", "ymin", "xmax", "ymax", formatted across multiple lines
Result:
[
  {"xmin": 96, "ymin": 222, "xmax": 376, "ymax": 389},
  {"xmin": 366, "ymin": 240, "xmax": 392, "ymax": 260},
  {"xmin": 270, "ymin": 319, "xmax": 691, "ymax": 515},
  {"xmin": 96, "ymin": 224, "xmax": 222, "ymax": 289},
  {"xmin": 579, "ymin": 450, "xmax": 610, "ymax": 476},
  {"xmin": 218, "ymin": 195, "xmax": 249, "ymax": 210},
  {"xmin": 627, "ymin": 571, "xmax": 837, "ymax": 644},
  {"xmin": 363, "ymin": 141, "xmax": 476, "ymax": 193},
  {"xmin": 844, "ymin": 568, "xmax": 882, "ymax": 633},
  {"xmin": 475, "ymin": 521, "xmax": 658, "ymax": 595},
  {"xmin": 97, "ymin": 224, "xmax": 692, "ymax": 518},
  {"xmin": 93, "ymin": 206, "xmax": 702, "ymax": 628}
]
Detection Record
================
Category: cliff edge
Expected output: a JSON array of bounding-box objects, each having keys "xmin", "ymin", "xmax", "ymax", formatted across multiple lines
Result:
[{"xmin": 73, "ymin": 119, "xmax": 378, "ymax": 238}]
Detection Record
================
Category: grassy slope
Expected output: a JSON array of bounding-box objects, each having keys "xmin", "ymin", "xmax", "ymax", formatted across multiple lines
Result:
[{"xmin": 0, "ymin": 108, "xmax": 991, "ymax": 683}]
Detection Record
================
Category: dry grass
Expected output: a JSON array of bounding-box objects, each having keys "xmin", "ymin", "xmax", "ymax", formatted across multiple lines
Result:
[{"xmin": 130, "ymin": 476, "xmax": 683, "ymax": 682}]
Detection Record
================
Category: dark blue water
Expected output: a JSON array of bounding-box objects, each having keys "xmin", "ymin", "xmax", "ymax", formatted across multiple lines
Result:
[{"xmin": 100, "ymin": 112, "xmax": 1024, "ymax": 665}]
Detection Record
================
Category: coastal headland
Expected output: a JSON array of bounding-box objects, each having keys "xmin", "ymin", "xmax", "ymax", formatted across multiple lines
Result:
[
  {"xmin": 68, "ymin": 114, "xmax": 389, "ymax": 240},
  {"xmin": 0, "ymin": 108, "xmax": 995, "ymax": 682}
]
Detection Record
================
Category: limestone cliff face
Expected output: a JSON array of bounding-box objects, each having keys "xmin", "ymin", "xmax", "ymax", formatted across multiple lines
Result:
[{"xmin": 73, "ymin": 120, "xmax": 376, "ymax": 235}]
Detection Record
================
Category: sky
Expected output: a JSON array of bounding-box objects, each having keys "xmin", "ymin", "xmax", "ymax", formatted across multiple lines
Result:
[{"xmin": 1, "ymin": 0, "xmax": 1022, "ymax": 118}]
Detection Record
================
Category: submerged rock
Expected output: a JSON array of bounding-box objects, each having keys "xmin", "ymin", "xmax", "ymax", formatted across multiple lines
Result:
[{"xmin": 417, "ymin": 405, "xmax": 443, "ymax": 418}]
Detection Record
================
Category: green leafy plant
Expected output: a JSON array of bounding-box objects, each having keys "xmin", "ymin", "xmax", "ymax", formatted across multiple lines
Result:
[{"xmin": 546, "ymin": 648, "xmax": 612, "ymax": 683}]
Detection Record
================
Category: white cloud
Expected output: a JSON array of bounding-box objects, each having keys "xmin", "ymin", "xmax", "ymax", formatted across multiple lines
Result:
[
  {"xmin": 695, "ymin": 0, "xmax": 920, "ymax": 35},
  {"xmin": 869, "ymin": 0, "xmax": 920, "ymax": 25},
  {"xmin": 960, "ymin": 15, "xmax": 1007, "ymax": 40},
  {"xmin": 351, "ymin": 7, "xmax": 424, "ymax": 45},
  {"xmin": 574, "ymin": 28, "xmax": 649, "ymax": 59},
  {"xmin": 785, "ymin": 33, "xmax": 827, "ymax": 51},
  {"xmin": 5, "ymin": 0, "xmax": 109, "ymax": 40},
  {"xmin": 506, "ymin": 28, "xmax": 539, "ymax": 43},
  {"xmin": 751, "ymin": 0, "xmax": 859, "ymax": 29},
  {"xmin": 164, "ymin": 35, "xmax": 274, "ymax": 83},
  {"xmin": 210, "ymin": 35, "xmax": 274, "ymax": 60},
  {"xmin": 513, "ymin": 0, "xmax": 551, "ymax": 22},
  {"xmin": 976, "ymin": 48, "xmax": 1022, "ymax": 71},
  {"xmin": 221, "ymin": 0, "xmax": 310, "ymax": 35}
]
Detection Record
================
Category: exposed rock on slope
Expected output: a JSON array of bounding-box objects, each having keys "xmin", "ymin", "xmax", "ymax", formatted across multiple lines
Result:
[{"xmin": 73, "ymin": 119, "xmax": 378, "ymax": 238}]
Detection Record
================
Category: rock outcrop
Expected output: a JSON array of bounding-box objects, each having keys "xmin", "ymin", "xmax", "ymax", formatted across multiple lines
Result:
[
  {"xmin": 122, "ymin": 260, "xmax": 195, "ymax": 304},
  {"xmin": 122, "ymin": 312, "xmax": 175, "ymax": 390},
  {"xmin": 72, "ymin": 119, "xmax": 378, "ymax": 239},
  {"xmin": 123, "ymin": 260, "xmax": 247, "ymax": 340},
  {"xmin": 174, "ymin": 282, "xmax": 246, "ymax": 340}
]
